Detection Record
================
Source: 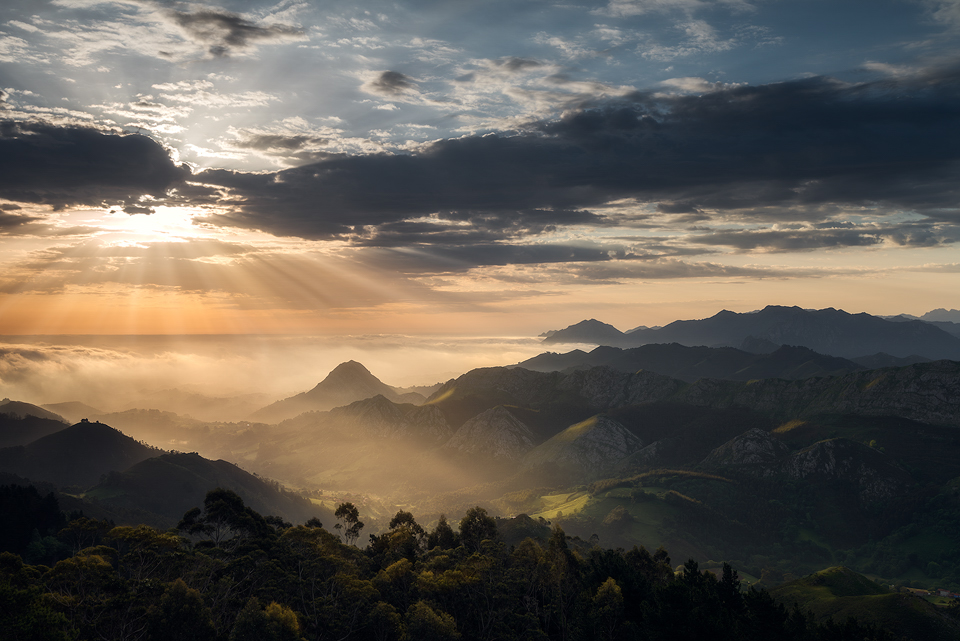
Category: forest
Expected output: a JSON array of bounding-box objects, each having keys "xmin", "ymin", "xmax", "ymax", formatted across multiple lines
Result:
[{"xmin": 1, "ymin": 484, "xmax": 904, "ymax": 641}]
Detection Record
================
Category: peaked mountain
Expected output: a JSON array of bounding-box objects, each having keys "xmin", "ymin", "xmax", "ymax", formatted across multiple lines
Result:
[
  {"xmin": 516, "ymin": 343, "xmax": 864, "ymax": 382},
  {"xmin": 0, "ymin": 420, "xmax": 158, "ymax": 488},
  {"xmin": 250, "ymin": 360, "xmax": 418, "ymax": 423},
  {"xmin": 85, "ymin": 451, "xmax": 327, "ymax": 528},
  {"xmin": 542, "ymin": 305, "xmax": 960, "ymax": 360}
]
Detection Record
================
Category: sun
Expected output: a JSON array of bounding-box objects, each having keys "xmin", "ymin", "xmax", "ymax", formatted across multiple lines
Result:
[{"xmin": 100, "ymin": 206, "xmax": 208, "ymax": 243}]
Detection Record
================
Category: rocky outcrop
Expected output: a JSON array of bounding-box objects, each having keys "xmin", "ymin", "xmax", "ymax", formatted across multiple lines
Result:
[
  {"xmin": 445, "ymin": 406, "xmax": 535, "ymax": 461},
  {"xmin": 702, "ymin": 428, "xmax": 789, "ymax": 466},
  {"xmin": 522, "ymin": 416, "xmax": 643, "ymax": 478}
]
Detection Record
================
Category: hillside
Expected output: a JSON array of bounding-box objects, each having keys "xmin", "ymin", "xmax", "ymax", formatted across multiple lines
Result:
[
  {"xmin": 0, "ymin": 420, "xmax": 158, "ymax": 488},
  {"xmin": 543, "ymin": 306, "xmax": 960, "ymax": 360},
  {"xmin": 85, "ymin": 451, "xmax": 328, "ymax": 527}
]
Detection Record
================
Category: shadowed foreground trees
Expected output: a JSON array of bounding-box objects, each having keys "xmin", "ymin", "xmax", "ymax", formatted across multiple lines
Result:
[{"xmin": 0, "ymin": 487, "xmax": 896, "ymax": 641}]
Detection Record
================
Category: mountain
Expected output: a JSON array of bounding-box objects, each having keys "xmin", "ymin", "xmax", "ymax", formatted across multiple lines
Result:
[
  {"xmin": 539, "ymin": 319, "xmax": 627, "ymax": 345},
  {"xmin": 522, "ymin": 415, "xmax": 643, "ymax": 479},
  {"xmin": 542, "ymin": 305, "xmax": 960, "ymax": 360},
  {"xmin": 41, "ymin": 401, "xmax": 103, "ymax": 424},
  {"xmin": 0, "ymin": 400, "xmax": 66, "ymax": 422},
  {"xmin": 921, "ymin": 308, "xmax": 960, "ymax": 323},
  {"xmin": 85, "ymin": 451, "xmax": 327, "ymax": 528},
  {"xmin": 444, "ymin": 406, "xmax": 536, "ymax": 461},
  {"xmin": 0, "ymin": 420, "xmax": 158, "ymax": 488},
  {"xmin": 326, "ymin": 394, "xmax": 451, "ymax": 442},
  {"xmin": 770, "ymin": 567, "xmax": 960, "ymax": 640},
  {"xmin": 516, "ymin": 343, "xmax": 864, "ymax": 382},
  {"xmin": 249, "ymin": 361, "xmax": 417, "ymax": 423}
]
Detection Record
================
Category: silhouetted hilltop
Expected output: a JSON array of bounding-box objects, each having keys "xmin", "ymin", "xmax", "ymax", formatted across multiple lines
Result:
[
  {"xmin": 0, "ymin": 420, "xmax": 158, "ymax": 488},
  {"xmin": 86, "ymin": 451, "xmax": 327, "ymax": 528},
  {"xmin": 250, "ymin": 360, "xmax": 411, "ymax": 423},
  {"xmin": 542, "ymin": 305, "xmax": 960, "ymax": 360},
  {"xmin": 516, "ymin": 343, "xmax": 864, "ymax": 382}
]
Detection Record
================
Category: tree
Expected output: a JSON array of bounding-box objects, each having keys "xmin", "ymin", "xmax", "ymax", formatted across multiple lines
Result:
[
  {"xmin": 459, "ymin": 507, "xmax": 497, "ymax": 553},
  {"xmin": 146, "ymin": 579, "xmax": 216, "ymax": 641},
  {"xmin": 427, "ymin": 514, "xmax": 458, "ymax": 550},
  {"xmin": 404, "ymin": 601, "xmax": 460, "ymax": 641},
  {"xmin": 334, "ymin": 502, "xmax": 364, "ymax": 546}
]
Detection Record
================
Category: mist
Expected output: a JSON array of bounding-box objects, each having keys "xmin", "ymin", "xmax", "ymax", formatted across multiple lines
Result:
[{"xmin": 0, "ymin": 334, "xmax": 546, "ymax": 419}]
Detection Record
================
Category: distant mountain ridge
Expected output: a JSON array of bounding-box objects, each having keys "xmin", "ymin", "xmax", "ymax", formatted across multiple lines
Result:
[
  {"xmin": 542, "ymin": 305, "xmax": 960, "ymax": 361},
  {"xmin": 516, "ymin": 343, "xmax": 865, "ymax": 382}
]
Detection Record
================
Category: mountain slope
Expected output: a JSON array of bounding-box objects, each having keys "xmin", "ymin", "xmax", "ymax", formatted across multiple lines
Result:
[
  {"xmin": 522, "ymin": 415, "xmax": 643, "ymax": 479},
  {"xmin": 0, "ymin": 413, "xmax": 68, "ymax": 448},
  {"xmin": 250, "ymin": 361, "xmax": 409, "ymax": 423},
  {"xmin": 0, "ymin": 420, "xmax": 158, "ymax": 488}
]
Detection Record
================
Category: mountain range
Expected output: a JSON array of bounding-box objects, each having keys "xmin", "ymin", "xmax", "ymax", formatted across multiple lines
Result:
[
  {"xmin": 515, "ymin": 343, "xmax": 872, "ymax": 382},
  {"xmin": 542, "ymin": 305, "xmax": 960, "ymax": 360}
]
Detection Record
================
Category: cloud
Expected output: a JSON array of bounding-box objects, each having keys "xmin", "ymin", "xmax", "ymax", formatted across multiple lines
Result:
[
  {"xmin": 194, "ymin": 66, "xmax": 960, "ymax": 246},
  {"xmin": 366, "ymin": 70, "xmax": 418, "ymax": 96},
  {"xmin": 0, "ymin": 120, "xmax": 191, "ymax": 209},
  {"xmin": 169, "ymin": 8, "xmax": 304, "ymax": 57}
]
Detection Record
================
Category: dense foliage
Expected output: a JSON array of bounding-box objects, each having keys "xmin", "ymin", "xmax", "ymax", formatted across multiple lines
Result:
[{"xmin": 0, "ymin": 486, "xmax": 897, "ymax": 641}]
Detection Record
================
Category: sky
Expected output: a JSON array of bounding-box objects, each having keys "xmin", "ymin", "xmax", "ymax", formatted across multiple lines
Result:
[{"xmin": 1, "ymin": 0, "xmax": 960, "ymax": 340}]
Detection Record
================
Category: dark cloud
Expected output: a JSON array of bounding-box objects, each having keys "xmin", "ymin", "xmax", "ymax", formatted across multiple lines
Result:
[
  {"xmin": 0, "ymin": 120, "xmax": 191, "ymax": 210},
  {"xmin": 200, "ymin": 66, "xmax": 960, "ymax": 243},
  {"xmin": 368, "ymin": 71, "xmax": 418, "ymax": 96},
  {"xmin": 170, "ymin": 9, "xmax": 303, "ymax": 57}
]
